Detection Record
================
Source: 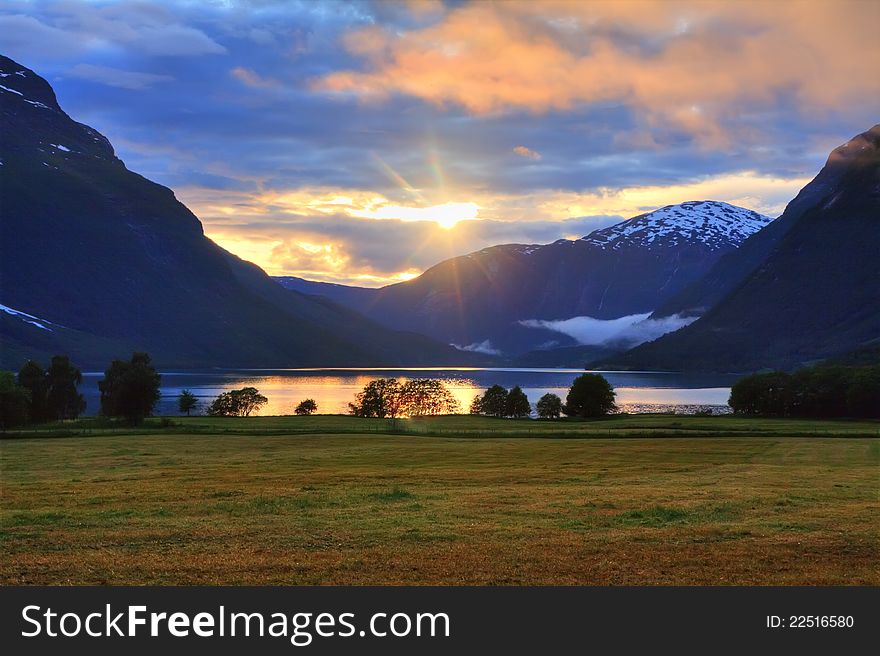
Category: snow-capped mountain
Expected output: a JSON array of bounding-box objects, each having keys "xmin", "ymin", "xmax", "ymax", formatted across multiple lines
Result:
[
  {"xmin": 580, "ymin": 201, "xmax": 771, "ymax": 250},
  {"xmin": 277, "ymin": 200, "xmax": 775, "ymax": 356}
]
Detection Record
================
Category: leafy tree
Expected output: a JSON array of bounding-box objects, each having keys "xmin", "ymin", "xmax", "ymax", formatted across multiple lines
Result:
[
  {"xmin": 17, "ymin": 360, "xmax": 48, "ymax": 423},
  {"xmin": 563, "ymin": 373, "xmax": 617, "ymax": 418},
  {"xmin": 400, "ymin": 379, "xmax": 460, "ymax": 416},
  {"xmin": 98, "ymin": 352, "xmax": 161, "ymax": 424},
  {"xmin": 295, "ymin": 398, "xmax": 318, "ymax": 415},
  {"xmin": 505, "ymin": 385, "xmax": 531, "ymax": 418},
  {"xmin": 536, "ymin": 392, "xmax": 563, "ymax": 419},
  {"xmin": 469, "ymin": 394, "xmax": 483, "ymax": 415},
  {"xmin": 479, "ymin": 385, "xmax": 509, "ymax": 417},
  {"xmin": 0, "ymin": 371, "xmax": 31, "ymax": 430},
  {"xmin": 729, "ymin": 371, "xmax": 793, "ymax": 416},
  {"xmin": 177, "ymin": 389, "xmax": 199, "ymax": 416},
  {"xmin": 45, "ymin": 355, "xmax": 85, "ymax": 420},
  {"xmin": 846, "ymin": 366, "xmax": 880, "ymax": 418},
  {"xmin": 349, "ymin": 378, "xmax": 403, "ymax": 418},
  {"xmin": 17, "ymin": 356, "xmax": 85, "ymax": 422},
  {"xmin": 207, "ymin": 387, "xmax": 267, "ymax": 417}
]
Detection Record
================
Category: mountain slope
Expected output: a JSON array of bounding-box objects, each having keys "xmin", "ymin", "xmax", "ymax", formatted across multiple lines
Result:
[
  {"xmin": 607, "ymin": 124, "xmax": 880, "ymax": 372},
  {"xmin": 277, "ymin": 201, "xmax": 771, "ymax": 354},
  {"xmin": 0, "ymin": 55, "xmax": 470, "ymax": 368}
]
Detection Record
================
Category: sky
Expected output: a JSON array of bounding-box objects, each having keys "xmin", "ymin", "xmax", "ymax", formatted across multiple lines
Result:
[{"xmin": 3, "ymin": 0, "xmax": 878, "ymax": 286}]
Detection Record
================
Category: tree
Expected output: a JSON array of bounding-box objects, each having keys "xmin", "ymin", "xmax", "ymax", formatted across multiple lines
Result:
[
  {"xmin": 729, "ymin": 371, "xmax": 792, "ymax": 416},
  {"xmin": 846, "ymin": 366, "xmax": 880, "ymax": 418},
  {"xmin": 45, "ymin": 355, "xmax": 85, "ymax": 420},
  {"xmin": 563, "ymin": 373, "xmax": 617, "ymax": 418},
  {"xmin": 98, "ymin": 352, "xmax": 161, "ymax": 424},
  {"xmin": 207, "ymin": 387, "xmax": 267, "ymax": 417},
  {"xmin": 469, "ymin": 394, "xmax": 483, "ymax": 415},
  {"xmin": 0, "ymin": 371, "xmax": 31, "ymax": 430},
  {"xmin": 18, "ymin": 356, "xmax": 85, "ymax": 422},
  {"xmin": 479, "ymin": 385, "xmax": 509, "ymax": 417},
  {"xmin": 177, "ymin": 389, "xmax": 199, "ymax": 416},
  {"xmin": 349, "ymin": 378, "xmax": 403, "ymax": 418},
  {"xmin": 17, "ymin": 360, "xmax": 48, "ymax": 423},
  {"xmin": 536, "ymin": 392, "xmax": 563, "ymax": 419},
  {"xmin": 505, "ymin": 385, "xmax": 531, "ymax": 418},
  {"xmin": 295, "ymin": 398, "xmax": 318, "ymax": 415},
  {"xmin": 400, "ymin": 379, "xmax": 460, "ymax": 416}
]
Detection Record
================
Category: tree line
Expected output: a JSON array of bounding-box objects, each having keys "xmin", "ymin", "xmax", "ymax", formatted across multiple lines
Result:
[
  {"xmin": 729, "ymin": 363, "xmax": 880, "ymax": 418},
  {"xmin": 2, "ymin": 354, "xmax": 621, "ymax": 428},
  {"xmin": 468, "ymin": 373, "xmax": 617, "ymax": 419}
]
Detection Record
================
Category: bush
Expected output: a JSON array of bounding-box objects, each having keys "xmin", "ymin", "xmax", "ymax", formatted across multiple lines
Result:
[
  {"xmin": 536, "ymin": 393, "xmax": 563, "ymax": 419},
  {"xmin": 563, "ymin": 374, "xmax": 617, "ymax": 418},
  {"xmin": 295, "ymin": 399, "xmax": 318, "ymax": 415}
]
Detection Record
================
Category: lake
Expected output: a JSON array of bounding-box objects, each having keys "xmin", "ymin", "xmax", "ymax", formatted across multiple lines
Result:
[{"xmin": 78, "ymin": 368, "xmax": 738, "ymax": 416}]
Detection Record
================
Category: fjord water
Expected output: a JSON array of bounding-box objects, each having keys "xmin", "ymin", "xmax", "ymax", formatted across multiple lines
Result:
[{"xmin": 78, "ymin": 368, "xmax": 738, "ymax": 416}]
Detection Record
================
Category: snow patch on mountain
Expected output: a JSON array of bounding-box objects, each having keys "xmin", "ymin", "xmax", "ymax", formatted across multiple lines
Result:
[
  {"xmin": 0, "ymin": 303, "xmax": 55, "ymax": 331},
  {"xmin": 580, "ymin": 201, "xmax": 772, "ymax": 250}
]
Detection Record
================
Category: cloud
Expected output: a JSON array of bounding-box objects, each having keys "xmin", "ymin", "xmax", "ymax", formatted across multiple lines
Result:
[
  {"xmin": 316, "ymin": 1, "xmax": 880, "ymax": 143},
  {"xmin": 520, "ymin": 312, "xmax": 696, "ymax": 348},
  {"xmin": 230, "ymin": 67, "xmax": 281, "ymax": 89},
  {"xmin": 68, "ymin": 64, "xmax": 173, "ymax": 90},
  {"xmin": 0, "ymin": 4, "xmax": 225, "ymax": 60},
  {"xmin": 513, "ymin": 145, "xmax": 541, "ymax": 160},
  {"xmin": 452, "ymin": 340, "xmax": 503, "ymax": 356}
]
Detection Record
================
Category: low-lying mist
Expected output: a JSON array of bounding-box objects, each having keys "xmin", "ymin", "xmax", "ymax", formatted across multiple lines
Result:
[{"xmin": 519, "ymin": 312, "xmax": 696, "ymax": 349}]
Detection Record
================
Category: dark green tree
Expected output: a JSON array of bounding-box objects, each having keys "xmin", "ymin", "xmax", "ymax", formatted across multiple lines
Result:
[
  {"xmin": 505, "ymin": 385, "xmax": 531, "ymax": 418},
  {"xmin": 177, "ymin": 389, "xmax": 199, "ymax": 416},
  {"xmin": 98, "ymin": 352, "xmax": 161, "ymax": 424},
  {"xmin": 729, "ymin": 371, "xmax": 793, "ymax": 416},
  {"xmin": 207, "ymin": 387, "xmax": 267, "ymax": 417},
  {"xmin": 479, "ymin": 385, "xmax": 509, "ymax": 417},
  {"xmin": 846, "ymin": 366, "xmax": 880, "ymax": 418},
  {"xmin": 45, "ymin": 355, "xmax": 85, "ymax": 420},
  {"xmin": 563, "ymin": 373, "xmax": 617, "ymax": 418},
  {"xmin": 295, "ymin": 398, "xmax": 318, "ymax": 415},
  {"xmin": 469, "ymin": 394, "xmax": 483, "ymax": 415},
  {"xmin": 0, "ymin": 371, "xmax": 31, "ymax": 430},
  {"xmin": 348, "ymin": 379, "xmax": 402, "ymax": 418},
  {"xmin": 17, "ymin": 360, "xmax": 48, "ymax": 423},
  {"xmin": 536, "ymin": 392, "xmax": 563, "ymax": 419}
]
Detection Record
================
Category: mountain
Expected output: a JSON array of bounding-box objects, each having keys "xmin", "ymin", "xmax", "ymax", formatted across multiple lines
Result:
[
  {"xmin": 0, "ymin": 54, "xmax": 473, "ymax": 369},
  {"xmin": 277, "ymin": 201, "xmax": 772, "ymax": 355},
  {"xmin": 606, "ymin": 124, "xmax": 880, "ymax": 372}
]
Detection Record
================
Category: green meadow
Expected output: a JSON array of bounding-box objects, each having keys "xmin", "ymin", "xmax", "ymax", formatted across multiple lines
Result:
[{"xmin": 2, "ymin": 415, "xmax": 878, "ymax": 585}]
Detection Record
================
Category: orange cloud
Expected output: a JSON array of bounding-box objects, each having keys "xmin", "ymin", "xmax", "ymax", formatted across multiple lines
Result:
[
  {"xmin": 513, "ymin": 145, "xmax": 541, "ymax": 160},
  {"xmin": 230, "ymin": 66, "xmax": 279, "ymax": 89},
  {"xmin": 315, "ymin": 0, "xmax": 880, "ymax": 144}
]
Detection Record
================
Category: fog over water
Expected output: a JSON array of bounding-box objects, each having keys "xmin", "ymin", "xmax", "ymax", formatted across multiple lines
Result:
[{"xmin": 78, "ymin": 368, "xmax": 737, "ymax": 417}]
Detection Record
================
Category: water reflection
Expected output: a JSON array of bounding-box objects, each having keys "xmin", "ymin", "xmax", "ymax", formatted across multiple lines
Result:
[{"xmin": 78, "ymin": 368, "xmax": 737, "ymax": 416}]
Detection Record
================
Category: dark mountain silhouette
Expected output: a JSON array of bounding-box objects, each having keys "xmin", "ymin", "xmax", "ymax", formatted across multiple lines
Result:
[
  {"xmin": 0, "ymin": 54, "xmax": 472, "ymax": 369},
  {"xmin": 277, "ymin": 201, "xmax": 771, "ymax": 355},
  {"xmin": 605, "ymin": 124, "xmax": 880, "ymax": 372}
]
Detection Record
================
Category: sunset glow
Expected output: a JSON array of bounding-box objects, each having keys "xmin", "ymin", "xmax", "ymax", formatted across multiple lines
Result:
[{"xmin": 9, "ymin": 0, "xmax": 875, "ymax": 285}]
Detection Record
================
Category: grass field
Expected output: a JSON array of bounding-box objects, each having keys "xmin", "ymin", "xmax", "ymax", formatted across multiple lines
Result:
[{"xmin": 2, "ymin": 415, "xmax": 878, "ymax": 585}]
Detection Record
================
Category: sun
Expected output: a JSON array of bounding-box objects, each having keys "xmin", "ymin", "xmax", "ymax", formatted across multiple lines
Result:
[{"xmin": 431, "ymin": 201, "xmax": 480, "ymax": 230}]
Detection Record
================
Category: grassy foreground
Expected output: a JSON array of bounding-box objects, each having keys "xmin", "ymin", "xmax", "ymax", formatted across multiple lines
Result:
[{"xmin": 2, "ymin": 415, "xmax": 878, "ymax": 585}]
